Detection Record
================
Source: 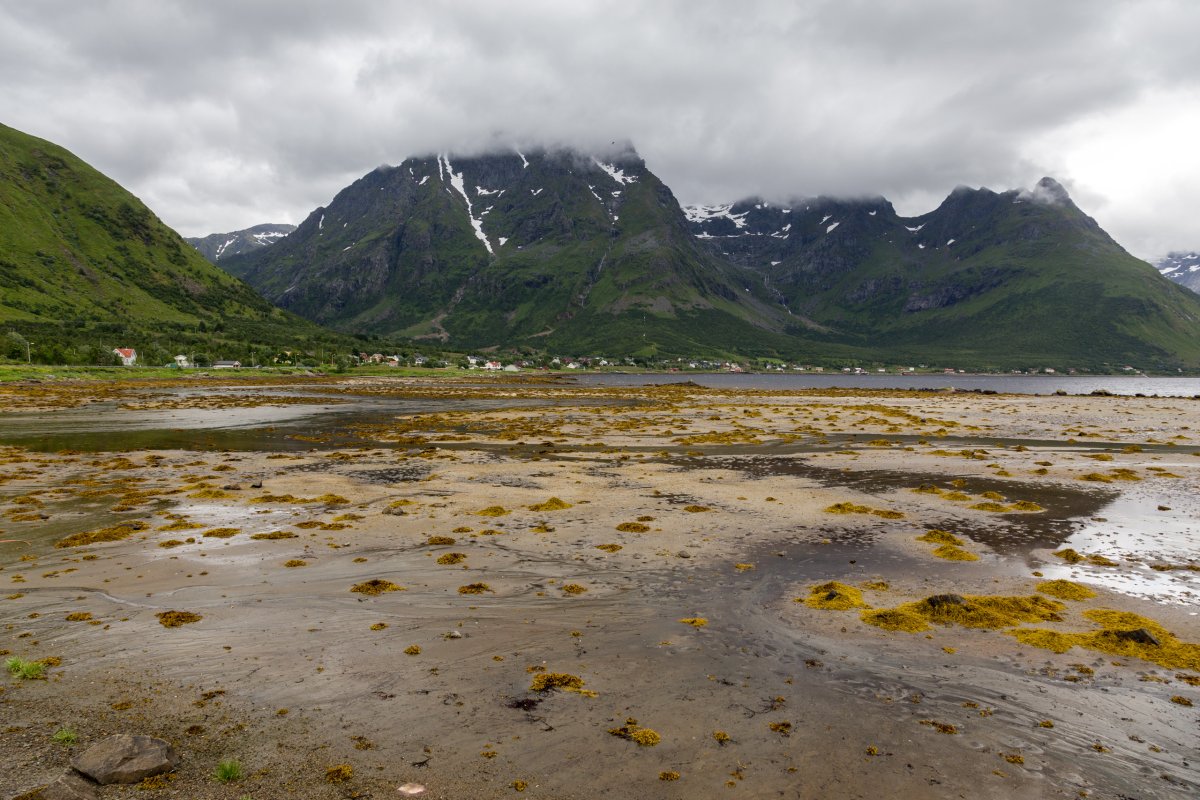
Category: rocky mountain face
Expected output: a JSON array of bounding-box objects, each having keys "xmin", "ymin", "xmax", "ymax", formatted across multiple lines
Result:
[
  {"xmin": 1155, "ymin": 252, "xmax": 1200, "ymax": 294},
  {"xmin": 0, "ymin": 123, "xmax": 326, "ymax": 349},
  {"xmin": 222, "ymin": 145, "xmax": 1200, "ymax": 368},
  {"xmin": 223, "ymin": 146, "xmax": 794, "ymax": 357},
  {"xmin": 683, "ymin": 179, "xmax": 1200, "ymax": 367},
  {"xmin": 186, "ymin": 223, "xmax": 295, "ymax": 263}
]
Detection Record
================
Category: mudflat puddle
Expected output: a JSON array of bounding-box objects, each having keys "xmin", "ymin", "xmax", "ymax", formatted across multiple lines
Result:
[
  {"xmin": 1045, "ymin": 482, "xmax": 1200, "ymax": 607},
  {"xmin": 0, "ymin": 389, "xmax": 571, "ymax": 452},
  {"xmin": 679, "ymin": 453, "xmax": 1200, "ymax": 605}
]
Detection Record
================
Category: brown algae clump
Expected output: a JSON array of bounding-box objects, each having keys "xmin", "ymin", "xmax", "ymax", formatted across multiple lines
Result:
[
  {"xmin": 1053, "ymin": 548, "xmax": 1118, "ymax": 567},
  {"xmin": 458, "ymin": 582, "xmax": 492, "ymax": 595},
  {"xmin": 436, "ymin": 552, "xmax": 467, "ymax": 565},
  {"xmin": 426, "ymin": 536, "xmax": 456, "ymax": 546},
  {"xmin": 527, "ymin": 497, "xmax": 572, "ymax": 512},
  {"xmin": 825, "ymin": 502, "xmax": 871, "ymax": 514},
  {"xmin": 595, "ymin": 543, "xmax": 623, "ymax": 552},
  {"xmin": 659, "ymin": 771, "xmax": 681, "ymax": 781},
  {"xmin": 283, "ymin": 559, "xmax": 307, "ymax": 568},
  {"xmin": 1011, "ymin": 609, "xmax": 1200, "ymax": 670},
  {"xmin": 824, "ymin": 502, "xmax": 904, "ymax": 519},
  {"xmin": 203, "ymin": 527, "xmax": 240, "ymax": 539},
  {"xmin": 530, "ymin": 672, "xmax": 583, "ymax": 691},
  {"xmin": 970, "ymin": 502, "xmax": 1010, "ymax": 513},
  {"xmin": 864, "ymin": 593, "xmax": 1064, "ymax": 634},
  {"xmin": 561, "ymin": 583, "xmax": 588, "ymax": 595},
  {"xmin": 404, "ymin": 644, "xmax": 421, "ymax": 655},
  {"xmin": 683, "ymin": 505, "xmax": 711, "ymax": 513},
  {"xmin": 801, "ymin": 581, "xmax": 868, "ymax": 611},
  {"xmin": 932, "ymin": 544, "xmax": 979, "ymax": 562},
  {"xmin": 56, "ymin": 520, "xmax": 150, "ymax": 548},
  {"xmin": 608, "ymin": 718, "xmax": 661, "ymax": 746},
  {"xmin": 917, "ymin": 530, "xmax": 963, "ymax": 546},
  {"xmin": 616, "ymin": 522, "xmax": 651, "ymax": 533},
  {"xmin": 1053, "ymin": 548, "xmax": 1086, "ymax": 564},
  {"xmin": 325, "ymin": 764, "xmax": 353, "ymax": 783},
  {"xmin": 861, "ymin": 608, "xmax": 929, "ymax": 632},
  {"xmin": 251, "ymin": 531, "xmax": 298, "ymax": 540},
  {"xmin": 476, "ymin": 506, "xmax": 510, "ymax": 517},
  {"xmin": 156, "ymin": 610, "xmax": 202, "ymax": 627},
  {"xmin": 678, "ymin": 617, "xmax": 708, "ymax": 627},
  {"xmin": 1036, "ymin": 580, "xmax": 1097, "ymax": 601},
  {"xmin": 910, "ymin": 594, "xmax": 1063, "ymax": 629},
  {"xmin": 768, "ymin": 721, "xmax": 792, "ymax": 736},
  {"xmin": 351, "ymin": 579, "xmax": 405, "ymax": 596},
  {"xmin": 529, "ymin": 672, "xmax": 595, "ymax": 696}
]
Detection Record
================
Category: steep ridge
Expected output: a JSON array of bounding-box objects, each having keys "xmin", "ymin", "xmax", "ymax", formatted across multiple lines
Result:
[
  {"xmin": 0, "ymin": 123, "xmax": 328, "ymax": 355},
  {"xmin": 187, "ymin": 223, "xmax": 295, "ymax": 263},
  {"xmin": 224, "ymin": 146, "xmax": 796, "ymax": 358}
]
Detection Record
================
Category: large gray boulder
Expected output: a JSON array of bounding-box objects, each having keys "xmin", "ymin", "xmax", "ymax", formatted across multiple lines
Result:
[{"xmin": 70, "ymin": 734, "xmax": 179, "ymax": 784}]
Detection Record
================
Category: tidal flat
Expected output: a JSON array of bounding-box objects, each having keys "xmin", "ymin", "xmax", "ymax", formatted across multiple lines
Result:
[{"xmin": 1, "ymin": 376, "xmax": 1197, "ymax": 799}]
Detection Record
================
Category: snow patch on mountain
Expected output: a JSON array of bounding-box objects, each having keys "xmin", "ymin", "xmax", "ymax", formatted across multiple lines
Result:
[
  {"xmin": 683, "ymin": 204, "xmax": 749, "ymax": 229},
  {"xmin": 439, "ymin": 154, "xmax": 493, "ymax": 255},
  {"xmin": 1154, "ymin": 251, "xmax": 1200, "ymax": 294},
  {"xmin": 593, "ymin": 159, "xmax": 637, "ymax": 185}
]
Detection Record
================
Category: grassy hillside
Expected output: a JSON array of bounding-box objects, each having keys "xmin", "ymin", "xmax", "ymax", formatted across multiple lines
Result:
[{"xmin": 0, "ymin": 123, "xmax": 335, "ymax": 363}]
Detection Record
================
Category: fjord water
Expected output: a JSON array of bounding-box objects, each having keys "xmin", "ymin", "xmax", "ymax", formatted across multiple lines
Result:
[{"xmin": 576, "ymin": 372, "xmax": 1200, "ymax": 396}]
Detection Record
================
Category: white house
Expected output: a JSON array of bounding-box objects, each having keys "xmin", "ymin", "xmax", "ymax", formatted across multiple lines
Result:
[
  {"xmin": 112, "ymin": 348, "xmax": 136, "ymax": 366},
  {"xmin": 173, "ymin": 355, "xmax": 190, "ymax": 368}
]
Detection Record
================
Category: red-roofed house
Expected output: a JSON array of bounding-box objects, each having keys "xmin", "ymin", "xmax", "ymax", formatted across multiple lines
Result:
[{"xmin": 113, "ymin": 348, "xmax": 137, "ymax": 366}]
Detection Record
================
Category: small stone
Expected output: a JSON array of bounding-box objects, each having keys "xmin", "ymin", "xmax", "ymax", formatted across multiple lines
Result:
[
  {"xmin": 677, "ymin": 551, "xmax": 692, "ymax": 559},
  {"xmin": 70, "ymin": 734, "xmax": 179, "ymax": 785},
  {"xmin": 926, "ymin": 594, "xmax": 967, "ymax": 608},
  {"xmin": 1112, "ymin": 628, "xmax": 1160, "ymax": 647}
]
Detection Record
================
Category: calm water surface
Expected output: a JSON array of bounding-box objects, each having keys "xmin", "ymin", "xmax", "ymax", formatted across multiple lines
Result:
[{"xmin": 575, "ymin": 372, "xmax": 1200, "ymax": 396}]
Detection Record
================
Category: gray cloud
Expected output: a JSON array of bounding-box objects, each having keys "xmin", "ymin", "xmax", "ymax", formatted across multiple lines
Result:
[{"xmin": 1, "ymin": 0, "xmax": 1197, "ymax": 257}]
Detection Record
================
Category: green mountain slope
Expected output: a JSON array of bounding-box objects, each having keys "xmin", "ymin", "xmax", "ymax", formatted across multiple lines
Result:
[
  {"xmin": 686, "ymin": 180, "xmax": 1200, "ymax": 369},
  {"xmin": 225, "ymin": 147, "xmax": 797, "ymax": 359},
  {"xmin": 0, "ymin": 122, "xmax": 329, "ymax": 360}
]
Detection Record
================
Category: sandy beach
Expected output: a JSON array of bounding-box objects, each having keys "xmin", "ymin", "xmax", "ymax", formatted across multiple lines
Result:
[{"xmin": 1, "ymin": 377, "xmax": 1197, "ymax": 799}]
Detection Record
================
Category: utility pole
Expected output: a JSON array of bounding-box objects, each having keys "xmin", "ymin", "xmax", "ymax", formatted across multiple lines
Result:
[{"xmin": 26, "ymin": 340, "xmax": 32, "ymax": 364}]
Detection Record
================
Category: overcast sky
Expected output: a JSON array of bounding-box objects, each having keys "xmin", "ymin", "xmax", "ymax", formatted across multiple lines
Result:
[{"xmin": 2, "ymin": 0, "xmax": 1198, "ymax": 258}]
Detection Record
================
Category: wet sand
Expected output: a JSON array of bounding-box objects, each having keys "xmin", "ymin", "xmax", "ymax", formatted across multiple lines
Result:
[{"xmin": 1, "ymin": 378, "xmax": 1198, "ymax": 799}]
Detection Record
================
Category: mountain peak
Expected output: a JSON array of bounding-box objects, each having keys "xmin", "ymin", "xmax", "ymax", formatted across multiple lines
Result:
[{"xmin": 1026, "ymin": 176, "xmax": 1072, "ymax": 206}]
